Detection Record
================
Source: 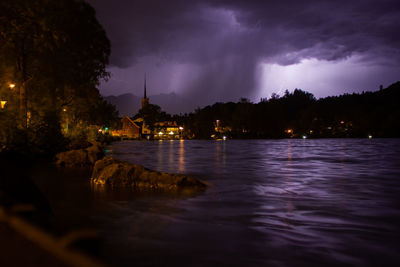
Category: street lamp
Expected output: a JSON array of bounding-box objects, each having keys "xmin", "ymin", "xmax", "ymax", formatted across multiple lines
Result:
[
  {"xmin": 0, "ymin": 83, "xmax": 14, "ymax": 109},
  {"xmin": 179, "ymin": 126, "xmax": 184, "ymax": 139},
  {"xmin": 0, "ymin": 100, "xmax": 7, "ymax": 109},
  {"xmin": 62, "ymin": 107, "xmax": 69, "ymax": 132}
]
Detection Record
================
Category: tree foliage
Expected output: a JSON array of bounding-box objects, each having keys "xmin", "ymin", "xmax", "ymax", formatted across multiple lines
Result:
[
  {"xmin": 177, "ymin": 84, "xmax": 400, "ymax": 139},
  {"xmin": 0, "ymin": 0, "xmax": 118, "ymax": 155},
  {"xmin": 133, "ymin": 104, "xmax": 171, "ymax": 130}
]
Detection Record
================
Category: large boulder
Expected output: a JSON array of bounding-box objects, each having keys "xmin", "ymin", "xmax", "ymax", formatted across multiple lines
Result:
[
  {"xmin": 91, "ymin": 157, "xmax": 207, "ymax": 192},
  {"xmin": 56, "ymin": 143, "xmax": 104, "ymax": 167},
  {"xmin": 86, "ymin": 143, "xmax": 104, "ymax": 165}
]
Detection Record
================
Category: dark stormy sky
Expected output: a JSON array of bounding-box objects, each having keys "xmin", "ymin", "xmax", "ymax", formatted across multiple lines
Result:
[{"xmin": 88, "ymin": 0, "xmax": 400, "ymax": 108}]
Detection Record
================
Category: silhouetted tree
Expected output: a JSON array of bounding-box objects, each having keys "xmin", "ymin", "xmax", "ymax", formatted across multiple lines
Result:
[
  {"xmin": 0, "ymin": 0, "xmax": 115, "ymax": 155},
  {"xmin": 133, "ymin": 104, "xmax": 171, "ymax": 130},
  {"xmin": 174, "ymin": 83, "xmax": 400, "ymax": 139}
]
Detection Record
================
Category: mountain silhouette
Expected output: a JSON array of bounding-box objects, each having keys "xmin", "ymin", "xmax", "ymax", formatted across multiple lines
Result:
[{"xmin": 104, "ymin": 92, "xmax": 193, "ymax": 116}]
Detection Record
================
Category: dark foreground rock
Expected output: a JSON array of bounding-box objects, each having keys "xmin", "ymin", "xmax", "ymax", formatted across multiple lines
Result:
[
  {"xmin": 91, "ymin": 157, "xmax": 207, "ymax": 192},
  {"xmin": 56, "ymin": 142, "xmax": 104, "ymax": 168}
]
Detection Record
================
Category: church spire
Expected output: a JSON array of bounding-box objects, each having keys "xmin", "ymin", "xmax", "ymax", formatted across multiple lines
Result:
[
  {"xmin": 144, "ymin": 73, "xmax": 147, "ymax": 98},
  {"xmin": 141, "ymin": 73, "xmax": 149, "ymax": 108}
]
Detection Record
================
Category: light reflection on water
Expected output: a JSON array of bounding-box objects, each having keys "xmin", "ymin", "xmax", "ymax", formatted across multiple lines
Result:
[
  {"xmin": 31, "ymin": 139, "xmax": 400, "ymax": 266},
  {"xmin": 105, "ymin": 139, "xmax": 400, "ymax": 266}
]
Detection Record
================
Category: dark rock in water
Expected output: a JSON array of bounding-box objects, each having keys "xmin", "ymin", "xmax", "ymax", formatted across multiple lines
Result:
[
  {"xmin": 91, "ymin": 157, "xmax": 207, "ymax": 192},
  {"xmin": 56, "ymin": 143, "xmax": 104, "ymax": 167},
  {"xmin": 86, "ymin": 143, "xmax": 104, "ymax": 165}
]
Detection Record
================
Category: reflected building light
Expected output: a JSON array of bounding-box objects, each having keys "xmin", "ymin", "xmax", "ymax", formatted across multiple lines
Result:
[{"xmin": 178, "ymin": 139, "xmax": 185, "ymax": 172}]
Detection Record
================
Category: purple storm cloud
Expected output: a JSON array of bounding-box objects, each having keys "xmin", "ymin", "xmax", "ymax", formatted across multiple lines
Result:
[{"xmin": 87, "ymin": 0, "xmax": 400, "ymax": 112}]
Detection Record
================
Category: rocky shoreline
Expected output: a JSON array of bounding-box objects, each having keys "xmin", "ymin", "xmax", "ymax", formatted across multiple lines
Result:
[
  {"xmin": 55, "ymin": 143, "xmax": 207, "ymax": 193},
  {"xmin": 91, "ymin": 157, "xmax": 207, "ymax": 192},
  {"xmin": 55, "ymin": 142, "xmax": 105, "ymax": 168}
]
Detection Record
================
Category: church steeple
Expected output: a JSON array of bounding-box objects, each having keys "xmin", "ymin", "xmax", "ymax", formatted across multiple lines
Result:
[
  {"xmin": 141, "ymin": 73, "xmax": 149, "ymax": 108},
  {"xmin": 144, "ymin": 73, "xmax": 147, "ymax": 98}
]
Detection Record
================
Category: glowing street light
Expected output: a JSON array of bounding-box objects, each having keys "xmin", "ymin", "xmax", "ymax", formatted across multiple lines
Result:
[
  {"xmin": 179, "ymin": 127, "xmax": 184, "ymax": 130},
  {"xmin": 169, "ymin": 131, "xmax": 174, "ymax": 135},
  {"xmin": 8, "ymin": 83, "xmax": 15, "ymax": 89},
  {"xmin": 63, "ymin": 107, "xmax": 69, "ymax": 132},
  {"xmin": 0, "ymin": 100, "xmax": 7, "ymax": 109}
]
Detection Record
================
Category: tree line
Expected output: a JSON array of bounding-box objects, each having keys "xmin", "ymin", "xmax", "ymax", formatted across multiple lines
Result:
[
  {"xmin": 0, "ymin": 0, "xmax": 119, "ymax": 156},
  {"xmin": 138, "ymin": 82, "xmax": 399, "ymax": 139},
  {"xmin": 183, "ymin": 82, "xmax": 400, "ymax": 139}
]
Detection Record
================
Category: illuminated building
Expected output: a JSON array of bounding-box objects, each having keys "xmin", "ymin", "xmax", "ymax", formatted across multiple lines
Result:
[
  {"xmin": 121, "ymin": 116, "xmax": 141, "ymax": 138},
  {"xmin": 154, "ymin": 121, "xmax": 182, "ymax": 139}
]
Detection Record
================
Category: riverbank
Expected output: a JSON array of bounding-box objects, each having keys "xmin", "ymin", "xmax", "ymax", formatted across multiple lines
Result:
[
  {"xmin": 0, "ymin": 141, "xmax": 208, "ymax": 266},
  {"xmin": 0, "ymin": 158, "xmax": 104, "ymax": 267},
  {"xmin": 0, "ymin": 223, "xmax": 68, "ymax": 267}
]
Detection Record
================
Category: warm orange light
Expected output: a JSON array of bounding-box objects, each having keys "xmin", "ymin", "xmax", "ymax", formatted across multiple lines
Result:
[
  {"xmin": 9, "ymin": 83, "xmax": 15, "ymax": 89},
  {"xmin": 0, "ymin": 100, "xmax": 7, "ymax": 109},
  {"xmin": 169, "ymin": 131, "xmax": 174, "ymax": 135},
  {"xmin": 286, "ymin": 129, "xmax": 293, "ymax": 134},
  {"xmin": 63, "ymin": 108, "xmax": 67, "ymax": 112},
  {"xmin": 340, "ymin": 121, "xmax": 344, "ymax": 124},
  {"xmin": 159, "ymin": 131, "xmax": 163, "ymax": 135}
]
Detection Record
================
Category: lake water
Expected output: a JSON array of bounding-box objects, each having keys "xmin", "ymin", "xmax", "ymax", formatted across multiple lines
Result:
[{"xmin": 35, "ymin": 139, "xmax": 400, "ymax": 266}]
